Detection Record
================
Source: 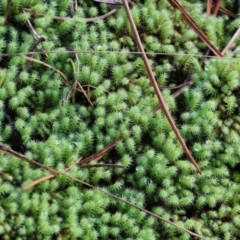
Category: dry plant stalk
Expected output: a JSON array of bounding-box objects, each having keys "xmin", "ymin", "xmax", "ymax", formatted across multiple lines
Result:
[
  {"xmin": 4, "ymin": 0, "xmax": 12, "ymax": 20},
  {"xmin": 222, "ymin": 26, "xmax": 240, "ymax": 55},
  {"xmin": 25, "ymin": 56, "xmax": 92, "ymax": 103},
  {"xmin": 22, "ymin": 7, "xmax": 118, "ymax": 23},
  {"xmin": 0, "ymin": 144, "xmax": 205, "ymax": 239},
  {"xmin": 213, "ymin": 0, "xmax": 222, "ymax": 16},
  {"xmin": 123, "ymin": 0, "xmax": 201, "ymax": 172},
  {"xmin": 207, "ymin": 0, "xmax": 212, "ymax": 15},
  {"xmin": 169, "ymin": 0, "xmax": 223, "ymax": 57}
]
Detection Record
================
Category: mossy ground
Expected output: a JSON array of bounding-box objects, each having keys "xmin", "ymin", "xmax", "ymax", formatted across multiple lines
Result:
[{"xmin": 0, "ymin": 1, "xmax": 240, "ymax": 239}]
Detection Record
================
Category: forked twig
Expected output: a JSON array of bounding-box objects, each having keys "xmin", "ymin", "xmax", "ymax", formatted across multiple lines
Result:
[
  {"xmin": 0, "ymin": 144, "xmax": 205, "ymax": 239},
  {"xmin": 122, "ymin": 0, "xmax": 201, "ymax": 173},
  {"xmin": 76, "ymin": 82, "xmax": 93, "ymax": 105}
]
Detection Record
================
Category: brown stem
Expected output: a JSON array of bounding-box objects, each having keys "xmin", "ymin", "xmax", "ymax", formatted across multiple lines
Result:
[
  {"xmin": 4, "ymin": 0, "xmax": 12, "ymax": 20},
  {"xmin": 206, "ymin": 0, "xmax": 212, "ymax": 15},
  {"xmin": 0, "ymin": 144, "xmax": 205, "ymax": 239},
  {"xmin": 0, "ymin": 144, "xmax": 58, "ymax": 175},
  {"xmin": 213, "ymin": 0, "xmax": 222, "ymax": 16},
  {"xmin": 160, "ymin": 81, "xmax": 193, "ymax": 90},
  {"xmin": 122, "ymin": 0, "xmax": 201, "ymax": 173},
  {"xmin": 169, "ymin": 0, "xmax": 223, "ymax": 58},
  {"xmin": 221, "ymin": 26, "xmax": 240, "ymax": 55},
  {"xmin": 22, "ymin": 8, "xmax": 117, "ymax": 23},
  {"xmin": 15, "ymin": 37, "xmax": 45, "ymax": 83}
]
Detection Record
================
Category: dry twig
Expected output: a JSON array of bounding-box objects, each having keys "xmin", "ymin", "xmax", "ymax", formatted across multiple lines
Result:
[
  {"xmin": 22, "ymin": 7, "xmax": 118, "ymax": 23},
  {"xmin": 0, "ymin": 144, "xmax": 205, "ymax": 239},
  {"xmin": 123, "ymin": 0, "xmax": 201, "ymax": 172},
  {"xmin": 169, "ymin": 0, "xmax": 223, "ymax": 58},
  {"xmin": 4, "ymin": 0, "xmax": 12, "ymax": 20},
  {"xmin": 222, "ymin": 26, "xmax": 240, "ymax": 55}
]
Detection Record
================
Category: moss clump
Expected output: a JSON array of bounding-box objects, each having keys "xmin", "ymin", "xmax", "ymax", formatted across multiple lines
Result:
[{"xmin": 0, "ymin": 0, "xmax": 240, "ymax": 239}]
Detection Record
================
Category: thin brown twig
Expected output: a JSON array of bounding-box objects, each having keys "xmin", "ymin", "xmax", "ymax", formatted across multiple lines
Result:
[
  {"xmin": 25, "ymin": 17, "xmax": 41, "ymax": 40},
  {"xmin": 123, "ymin": 0, "xmax": 201, "ymax": 173},
  {"xmin": 76, "ymin": 82, "xmax": 93, "ymax": 105},
  {"xmin": 22, "ymin": 7, "xmax": 117, "ymax": 23},
  {"xmin": 70, "ymin": 1, "xmax": 74, "ymax": 17},
  {"xmin": 70, "ymin": 0, "xmax": 78, "ymax": 17},
  {"xmin": 0, "ymin": 144, "xmax": 57, "ymax": 175},
  {"xmin": 23, "ymin": 11, "xmax": 48, "ymax": 59},
  {"xmin": 206, "ymin": 0, "xmax": 212, "ymax": 15},
  {"xmin": 72, "ymin": 50, "xmax": 93, "ymax": 105},
  {"xmin": 169, "ymin": 0, "xmax": 223, "ymax": 58},
  {"xmin": 0, "ymin": 50, "xmax": 237, "ymax": 59},
  {"xmin": 172, "ymin": 81, "xmax": 195, "ymax": 98},
  {"xmin": 0, "ymin": 144, "xmax": 205, "ymax": 239},
  {"xmin": 81, "ymin": 84, "xmax": 110, "ymax": 94},
  {"xmin": 79, "ymin": 164, "xmax": 124, "ymax": 168},
  {"xmin": 25, "ymin": 56, "xmax": 69, "ymax": 85},
  {"xmin": 160, "ymin": 81, "xmax": 193, "ymax": 90},
  {"xmin": 15, "ymin": 37, "xmax": 45, "ymax": 82},
  {"xmin": 87, "ymin": 55, "xmax": 94, "ymax": 101},
  {"xmin": 172, "ymin": 48, "xmax": 210, "ymax": 99},
  {"xmin": 74, "ymin": 0, "xmax": 78, "ymax": 9},
  {"xmin": 24, "ymin": 155, "xmax": 122, "ymax": 190},
  {"xmin": 78, "ymin": 139, "xmax": 121, "ymax": 166},
  {"xmin": 4, "ymin": 0, "xmax": 12, "ymax": 20},
  {"xmin": 216, "ymin": 5, "xmax": 236, "ymax": 18},
  {"xmin": 62, "ymin": 50, "xmax": 80, "ymax": 104},
  {"xmin": 26, "ymin": 55, "xmax": 93, "ymax": 104},
  {"xmin": 221, "ymin": 26, "xmax": 240, "ymax": 55},
  {"xmin": 23, "ymin": 156, "xmax": 83, "ymax": 190},
  {"xmin": 213, "ymin": 0, "xmax": 222, "ymax": 16},
  {"xmin": 23, "ymin": 174, "xmax": 55, "ymax": 190}
]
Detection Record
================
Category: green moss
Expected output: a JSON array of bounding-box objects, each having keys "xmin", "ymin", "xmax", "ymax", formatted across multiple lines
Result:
[{"xmin": 0, "ymin": 0, "xmax": 240, "ymax": 239}]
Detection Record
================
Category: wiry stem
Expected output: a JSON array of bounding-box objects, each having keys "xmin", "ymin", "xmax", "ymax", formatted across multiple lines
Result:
[
  {"xmin": 122, "ymin": 0, "xmax": 201, "ymax": 173},
  {"xmin": 0, "ymin": 144, "xmax": 205, "ymax": 239},
  {"xmin": 4, "ymin": 0, "xmax": 12, "ymax": 20},
  {"xmin": 22, "ymin": 7, "xmax": 118, "ymax": 22}
]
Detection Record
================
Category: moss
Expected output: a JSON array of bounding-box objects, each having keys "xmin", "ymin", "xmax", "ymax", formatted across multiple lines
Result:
[{"xmin": 0, "ymin": 0, "xmax": 240, "ymax": 239}]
